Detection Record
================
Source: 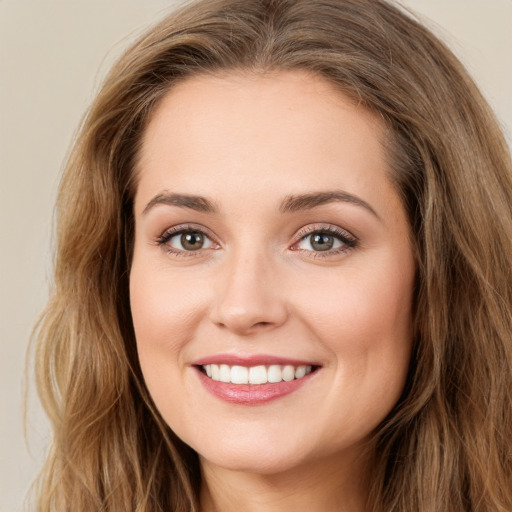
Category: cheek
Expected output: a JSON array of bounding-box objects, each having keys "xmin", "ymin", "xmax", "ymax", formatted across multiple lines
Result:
[
  {"xmin": 299, "ymin": 262, "xmax": 414, "ymax": 346},
  {"xmin": 294, "ymin": 264, "xmax": 414, "ymax": 439},
  {"xmin": 129, "ymin": 262, "xmax": 210, "ymax": 439},
  {"xmin": 129, "ymin": 259, "xmax": 206, "ymax": 398},
  {"xmin": 130, "ymin": 258, "xmax": 204, "ymax": 343},
  {"xmin": 295, "ymin": 256, "xmax": 415, "ymax": 397}
]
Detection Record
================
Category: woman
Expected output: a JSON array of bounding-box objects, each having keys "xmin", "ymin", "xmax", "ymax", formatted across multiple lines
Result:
[{"xmin": 34, "ymin": 0, "xmax": 512, "ymax": 510}]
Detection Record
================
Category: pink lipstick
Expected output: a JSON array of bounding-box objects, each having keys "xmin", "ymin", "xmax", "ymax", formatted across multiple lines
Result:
[{"xmin": 191, "ymin": 354, "xmax": 320, "ymax": 405}]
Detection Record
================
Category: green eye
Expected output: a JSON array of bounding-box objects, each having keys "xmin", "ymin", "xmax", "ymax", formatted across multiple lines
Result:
[
  {"xmin": 310, "ymin": 233, "xmax": 335, "ymax": 251},
  {"xmin": 297, "ymin": 232, "xmax": 344, "ymax": 252},
  {"xmin": 293, "ymin": 226, "xmax": 357, "ymax": 255}
]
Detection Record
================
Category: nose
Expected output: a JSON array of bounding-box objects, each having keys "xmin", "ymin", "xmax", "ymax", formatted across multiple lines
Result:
[{"xmin": 209, "ymin": 251, "xmax": 289, "ymax": 335}]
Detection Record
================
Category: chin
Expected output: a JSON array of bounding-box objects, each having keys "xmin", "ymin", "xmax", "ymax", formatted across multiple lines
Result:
[
  {"xmin": 201, "ymin": 449, "xmax": 309, "ymax": 475},
  {"xmin": 189, "ymin": 431, "xmax": 316, "ymax": 475}
]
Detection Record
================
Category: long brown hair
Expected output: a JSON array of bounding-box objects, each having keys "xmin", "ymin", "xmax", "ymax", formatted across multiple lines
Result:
[{"xmin": 33, "ymin": 0, "xmax": 512, "ymax": 510}]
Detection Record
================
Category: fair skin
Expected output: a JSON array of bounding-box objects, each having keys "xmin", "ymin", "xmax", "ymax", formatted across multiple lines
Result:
[{"xmin": 130, "ymin": 71, "xmax": 416, "ymax": 512}]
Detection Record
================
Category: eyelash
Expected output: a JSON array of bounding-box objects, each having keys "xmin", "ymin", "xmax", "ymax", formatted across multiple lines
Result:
[
  {"xmin": 156, "ymin": 223, "xmax": 358, "ymax": 258},
  {"xmin": 156, "ymin": 224, "xmax": 218, "ymax": 258},
  {"xmin": 291, "ymin": 224, "xmax": 358, "ymax": 258}
]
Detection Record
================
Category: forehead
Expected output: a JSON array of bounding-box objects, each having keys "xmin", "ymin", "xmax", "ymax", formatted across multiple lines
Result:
[
  {"xmin": 140, "ymin": 70, "xmax": 385, "ymax": 156},
  {"xmin": 135, "ymin": 70, "xmax": 393, "ymax": 216}
]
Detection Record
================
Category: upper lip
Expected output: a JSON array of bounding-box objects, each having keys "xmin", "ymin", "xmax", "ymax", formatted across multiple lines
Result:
[{"xmin": 191, "ymin": 354, "xmax": 321, "ymax": 367}]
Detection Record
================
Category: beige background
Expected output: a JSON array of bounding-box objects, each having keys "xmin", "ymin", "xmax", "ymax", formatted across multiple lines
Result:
[{"xmin": 1, "ymin": 1, "xmax": 510, "ymax": 511}]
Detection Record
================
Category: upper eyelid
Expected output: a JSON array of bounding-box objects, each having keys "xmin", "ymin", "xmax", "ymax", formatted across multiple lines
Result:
[
  {"xmin": 293, "ymin": 223, "xmax": 357, "ymax": 241},
  {"xmin": 159, "ymin": 223, "xmax": 217, "ymax": 240}
]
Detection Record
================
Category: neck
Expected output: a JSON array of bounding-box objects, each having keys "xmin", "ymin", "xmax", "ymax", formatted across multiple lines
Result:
[{"xmin": 199, "ymin": 449, "xmax": 371, "ymax": 512}]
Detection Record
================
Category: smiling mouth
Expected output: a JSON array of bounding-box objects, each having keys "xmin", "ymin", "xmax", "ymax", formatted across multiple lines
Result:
[
  {"xmin": 194, "ymin": 358, "xmax": 320, "ymax": 404},
  {"xmin": 199, "ymin": 364, "xmax": 316, "ymax": 385}
]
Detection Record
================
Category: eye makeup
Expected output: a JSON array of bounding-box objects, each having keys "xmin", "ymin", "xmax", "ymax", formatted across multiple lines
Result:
[
  {"xmin": 155, "ymin": 221, "xmax": 358, "ymax": 260},
  {"xmin": 291, "ymin": 223, "xmax": 358, "ymax": 258}
]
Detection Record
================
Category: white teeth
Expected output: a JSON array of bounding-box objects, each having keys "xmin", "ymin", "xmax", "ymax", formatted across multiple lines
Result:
[
  {"xmin": 219, "ymin": 364, "xmax": 231, "ymax": 383},
  {"xmin": 249, "ymin": 365, "xmax": 267, "ymax": 384},
  {"xmin": 267, "ymin": 365, "xmax": 282, "ymax": 383},
  {"xmin": 231, "ymin": 365, "xmax": 249, "ymax": 384},
  {"xmin": 282, "ymin": 365, "xmax": 295, "ymax": 382},
  {"xmin": 203, "ymin": 363, "xmax": 313, "ymax": 384},
  {"xmin": 295, "ymin": 365, "xmax": 307, "ymax": 379}
]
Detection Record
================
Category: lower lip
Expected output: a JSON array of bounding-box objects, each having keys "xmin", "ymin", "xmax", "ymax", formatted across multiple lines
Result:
[{"xmin": 195, "ymin": 368, "xmax": 315, "ymax": 405}]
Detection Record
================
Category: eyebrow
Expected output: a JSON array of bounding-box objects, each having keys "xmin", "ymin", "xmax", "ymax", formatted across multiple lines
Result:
[
  {"xmin": 142, "ymin": 189, "xmax": 379, "ymax": 219},
  {"xmin": 279, "ymin": 190, "xmax": 380, "ymax": 219},
  {"xmin": 142, "ymin": 192, "xmax": 218, "ymax": 215}
]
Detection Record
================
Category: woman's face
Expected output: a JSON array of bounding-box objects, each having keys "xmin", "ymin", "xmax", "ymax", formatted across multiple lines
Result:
[{"xmin": 130, "ymin": 71, "xmax": 416, "ymax": 475}]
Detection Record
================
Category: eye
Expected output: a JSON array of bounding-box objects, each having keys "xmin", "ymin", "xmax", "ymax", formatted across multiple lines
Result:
[
  {"xmin": 299, "ymin": 232, "xmax": 340, "ymax": 252},
  {"xmin": 292, "ymin": 225, "xmax": 357, "ymax": 255},
  {"xmin": 157, "ymin": 226, "xmax": 216, "ymax": 254},
  {"xmin": 170, "ymin": 230, "xmax": 213, "ymax": 251}
]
